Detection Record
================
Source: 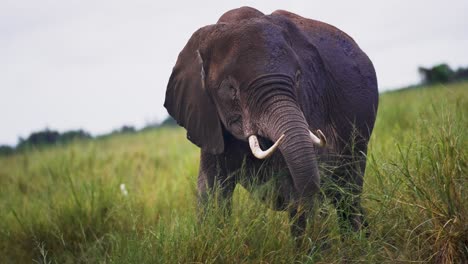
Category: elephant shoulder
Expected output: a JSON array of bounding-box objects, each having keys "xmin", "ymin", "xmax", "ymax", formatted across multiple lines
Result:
[
  {"xmin": 217, "ymin": 6, "xmax": 264, "ymax": 24},
  {"xmin": 272, "ymin": 10, "xmax": 378, "ymax": 110}
]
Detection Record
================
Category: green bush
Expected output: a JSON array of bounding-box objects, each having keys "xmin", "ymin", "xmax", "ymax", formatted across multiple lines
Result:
[{"xmin": 419, "ymin": 64, "xmax": 454, "ymax": 84}]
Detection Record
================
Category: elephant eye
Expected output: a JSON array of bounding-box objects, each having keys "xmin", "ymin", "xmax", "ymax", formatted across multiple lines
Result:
[
  {"xmin": 229, "ymin": 85, "xmax": 237, "ymax": 99},
  {"xmin": 295, "ymin": 70, "xmax": 302, "ymax": 83},
  {"xmin": 219, "ymin": 80, "xmax": 238, "ymax": 100}
]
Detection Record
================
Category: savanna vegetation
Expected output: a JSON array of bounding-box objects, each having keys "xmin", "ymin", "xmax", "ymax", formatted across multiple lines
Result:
[
  {"xmin": 0, "ymin": 82, "xmax": 466, "ymax": 263},
  {"xmin": 419, "ymin": 64, "xmax": 468, "ymax": 85}
]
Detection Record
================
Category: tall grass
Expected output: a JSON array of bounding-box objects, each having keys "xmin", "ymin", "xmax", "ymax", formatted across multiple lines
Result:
[{"xmin": 0, "ymin": 82, "xmax": 466, "ymax": 263}]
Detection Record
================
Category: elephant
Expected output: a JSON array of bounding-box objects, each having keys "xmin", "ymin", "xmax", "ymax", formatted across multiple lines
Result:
[{"xmin": 164, "ymin": 6, "xmax": 378, "ymax": 240}]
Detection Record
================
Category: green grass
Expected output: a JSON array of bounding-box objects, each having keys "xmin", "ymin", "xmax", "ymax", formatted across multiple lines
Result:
[{"xmin": 1, "ymin": 82, "xmax": 467, "ymax": 263}]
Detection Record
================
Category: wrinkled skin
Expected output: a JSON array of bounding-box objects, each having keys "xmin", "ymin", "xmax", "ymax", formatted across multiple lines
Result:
[{"xmin": 164, "ymin": 7, "xmax": 378, "ymax": 240}]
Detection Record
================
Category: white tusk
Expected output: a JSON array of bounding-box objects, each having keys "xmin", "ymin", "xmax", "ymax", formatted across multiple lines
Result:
[
  {"xmin": 248, "ymin": 134, "xmax": 285, "ymax": 159},
  {"xmin": 309, "ymin": 129, "xmax": 327, "ymax": 147}
]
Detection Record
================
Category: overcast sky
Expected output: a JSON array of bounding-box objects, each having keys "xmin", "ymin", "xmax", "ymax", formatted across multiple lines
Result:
[{"xmin": 1, "ymin": 0, "xmax": 467, "ymax": 145}]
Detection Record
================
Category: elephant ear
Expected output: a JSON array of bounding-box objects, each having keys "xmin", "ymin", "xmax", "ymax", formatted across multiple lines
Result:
[{"xmin": 164, "ymin": 26, "xmax": 224, "ymax": 154}]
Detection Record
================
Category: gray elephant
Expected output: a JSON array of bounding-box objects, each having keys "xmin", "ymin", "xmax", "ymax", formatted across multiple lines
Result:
[{"xmin": 164, "ymin": 7, "xmax": 378, "ymax": 239}]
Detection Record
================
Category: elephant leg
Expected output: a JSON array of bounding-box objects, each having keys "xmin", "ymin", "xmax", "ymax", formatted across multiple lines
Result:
[
  {"xmin": 332, "ymin": 191, "xmax": 367, "ymax": 233},
  {"xmin": 289, "ymin": 207, "xmax": 308, "ymax": 249},
  {"xmin": 289, "ymin": 207, "xmax": 307, "ymax": 240},
  {"xmin": 288, "ymin": 195, "xmax": 316, "ymax": 245},
  {"xmin": 197, "ymin": 151, "xmax": 236, "ymax": 224},
  {"xmin": 329, "ymin": 149, "xmax": 369, "ymax": 235}
]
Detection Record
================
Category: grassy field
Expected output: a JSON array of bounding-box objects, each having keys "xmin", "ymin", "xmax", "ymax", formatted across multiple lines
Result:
[{"xmin": 1, "ymin": 82, "xmax": 467, "ymax": 263}]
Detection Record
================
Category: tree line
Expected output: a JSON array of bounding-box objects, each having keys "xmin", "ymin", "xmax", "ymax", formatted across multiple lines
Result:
[
  {"xmin": 1, "ymin": 63, "xmax": 466, "ymax": 156},
  {"xmin": 419, "ymin": 64, "xmax": 468, "ymax": 85},
  {"xmin": 0, "ymin": 116, "xmax": 177, "ymax": 156}
]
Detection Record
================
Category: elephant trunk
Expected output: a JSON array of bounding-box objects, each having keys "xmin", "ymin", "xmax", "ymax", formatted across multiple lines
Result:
[
  {"xmin": 263, "ymin": 101, "xmax": 320, "ymax": 200},
  {"xmin": 247, "ymin": 75, "xmax": 320, "ymax": 201}
]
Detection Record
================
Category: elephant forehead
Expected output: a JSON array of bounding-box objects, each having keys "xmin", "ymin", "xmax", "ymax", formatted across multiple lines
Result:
[
  {"xmin": 210, "ymin": 18, "xmax": 288, "ymax": 53},
  {"xmin": 217, "ymin": 6, "xmax": 264, "ymax": 23},
  {"xmin": 210, "ymin": 24, "xmax": 295, "ymax": 71}
]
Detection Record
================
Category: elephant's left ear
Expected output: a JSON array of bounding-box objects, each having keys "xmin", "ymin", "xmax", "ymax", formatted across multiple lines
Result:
[{"xmin": 164, "ymin": 25, "xmax": 224, "ymax": 154}]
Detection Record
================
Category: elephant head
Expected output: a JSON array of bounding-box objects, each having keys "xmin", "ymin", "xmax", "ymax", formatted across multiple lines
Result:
[{"xmin": 164, "ymin": 15, "xmax": 327, "ymax": 199}]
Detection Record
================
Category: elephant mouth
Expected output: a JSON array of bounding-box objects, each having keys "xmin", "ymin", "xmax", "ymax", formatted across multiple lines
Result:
[
  {"xmin": 257, "ymin": 136, "xmax": 274, "ymax": 149},
  {"xmin": 248, "ymin": 134, "xmax": 286, "ymax": 159},
  {"xmin": 248, "ymin": 130, "xmax": 327, "ymax": 160}
]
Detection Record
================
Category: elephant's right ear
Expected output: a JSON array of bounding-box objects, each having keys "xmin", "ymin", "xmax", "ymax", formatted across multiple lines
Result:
[{"xmin": 164, "ymin": 26, "xmax": 224, "ymax": 154}]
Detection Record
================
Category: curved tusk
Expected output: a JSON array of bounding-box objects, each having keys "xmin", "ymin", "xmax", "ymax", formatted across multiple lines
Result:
[
  {"xmin": 248, "ymin": 134, "xmax": 285, "ymax": 159},
  {"xmin": 309, "ymin": 129, "xmax": 327, "ymax": 147}
]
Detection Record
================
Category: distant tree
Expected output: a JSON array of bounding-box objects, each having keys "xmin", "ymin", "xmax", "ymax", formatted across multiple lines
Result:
[
  {"xmin": 16, "ymin": 129, "xmax": 60, "ymax": 149},
  {"xmin": 141, "ymin": 116, "xmax": 178, "ymax": 131},
  {"xmin": 0, "ymin": 145, "xmax": 14, "ymax": 156},
  {"xmin": 419, "ymin": 64, "xmax": 455, "ymax": 84},
  {"xmin": 15, "ymin": 128, "xmax": 93, "ymax": 150},
  {"xmin": 121, "ymin": 125, "xmax": 136, "ymax": 133},
  {"xmin": 159, "ymin": 116, "xmax": 178, "ymax": 127},
  {"xmin": 454, "ymin": 66, "xmax": 468, "ymax": 81},
  {"xmin": 111, "ymin": 125, "xmax": 136, "ymax": 134},
  {"xmin": 140, "ymin": 122, "xmax": 159, "ymax": 131},
  {"xmin": 59, "ymin": 130, "xmax": 92, "ymax": 143}
]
